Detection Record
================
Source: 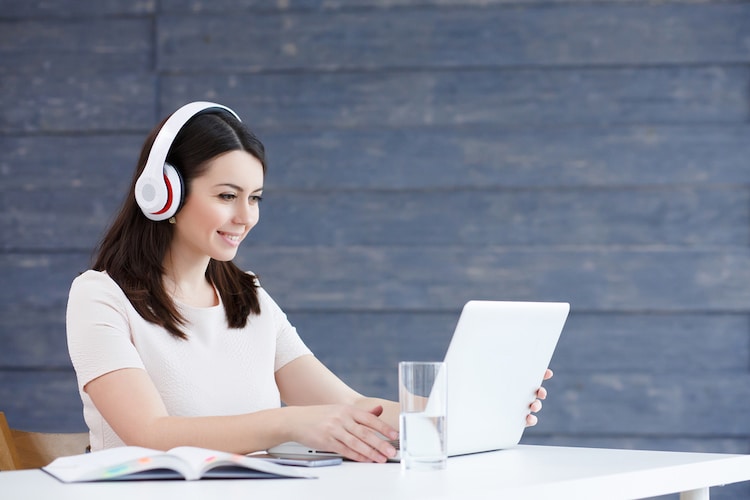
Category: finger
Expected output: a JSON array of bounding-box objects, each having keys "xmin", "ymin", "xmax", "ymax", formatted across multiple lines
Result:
[
  {"xmin": 543, "ymin": 368, "xmax": 553, "ymax": 380},
  {"xmin": 320, "ymin": 419, "xmax": 384, "ymax": 463},
  {"xmin": 360, "ymin": 406, "xmax": 398, "ymax": 441},
  {"xmin": 339, "ymin": 424, "xmax": 394, "ymax": 463},
  {"xmin": 332, "ymin": 437, "xmax": 378, "ymax": 463},
  {"xmin": 525, "ymin": 413, "xmax": 539, "ymax": 427},
  {"xmin": 355, "ymin": 426, "xmax": 397, "ymax": 458},
  {"xmin": 352, "ymin": 412, "xmax": 398, "ymax": 458},
  {"xmin": 536, "ymin": 386, "xmax": 548, "ymax": 400},
  {"xmin": 368, "ymin": 405, "xmax": 384, "ymax": 418},
  {"xmin": 316, "ymin": 406, "xmax": 398, "ymax": 463},
  {"xmin": 529, "ymin": 399, "xmax": 542, "ymax": 413}
]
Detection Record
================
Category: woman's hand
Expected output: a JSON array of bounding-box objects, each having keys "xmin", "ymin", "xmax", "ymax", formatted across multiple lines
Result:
[
  {"xmin": 287, "ymin": 403, "xmax": 398, "ymax": 463},
  {"xmin": 275, "ymin": 356, "xmax": 400, "ymax": 462},
  {"xmin": 525, "ymin": 368, "xmax": 553, "ymax": 427}
]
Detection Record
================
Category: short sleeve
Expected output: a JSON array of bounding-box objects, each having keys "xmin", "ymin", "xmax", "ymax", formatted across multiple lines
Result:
[
  {"xmin": 66, "ymin": 271, "xmax": 146, "ymax": 390},
  {"xmin": 255, "ymin": 288, "xmax": 312, "ymax": 371}
]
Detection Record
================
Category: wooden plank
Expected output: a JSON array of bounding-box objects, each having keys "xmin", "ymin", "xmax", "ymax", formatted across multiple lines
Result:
[
  {"xmin": 0, "ymin": 0, "xmax": 154, "ymax": 18},
  {"xmin": 161, "ymin": 66, "xmax": 749, "ymax": 129},
  {"xmin": 250, "ymin": 187, "xmax": 749, "ymax": 247},
  {"xmin": 238, "ymin": 247, "xmax": 750, "ymax": 312},
  {"xmin": 234, "ymin": 247, "xmax": 750, "ymax": 312},
  {"xmin": 0, "ymin": 187, "xmax": 121, "ymax": 251},
  {"xmin": 0, "ymin": 18, "xmax": 152, "ymax": 76},
  {"xmin": 0, "ymin": 75, "xmax": 155, "ymax": 133},
  {"xmin": 292, "ymin": 312, "xmax": 749, "ymax": 378},
  {"xmin": 259, "ymin": 124, "xmax": 750, "ymax": 190},
  {"xmin": 0, "ymin": 307, "xmax": 70, "ymax": 369},
  {"xmin": 551, "ymin": 313, "xmax": 750, "ymax": 373},
  {"xmin": 0, "ymin": 254, "xmax": 91, "ymax": 311},
  {"xmin": 539, "ymin": 373, "xmax": 750, "ymax": 436},
  {"xmin": 2, "ymin": 186, "xmax": 746, "ymax": 250},
  {"xmin": 5, "ymin": 249, "xmax": 750, "ymax": 313},
  {"xmin": 4, "ymin": 126, "xmax": 749, "ymax": 191},
  {"xmin": 0, "ymin": 134, "xmax": 143, "ymax": 191},
  {"xmin": 0, "ymin": 371, "xmax": 85, "ymax": 433},
  {"xmin": 159, "ymin": 0, "xmax": 732, "ymax": 13},
  {"xmin": 157, "ymin": 4, "xmax": 750, "ymax": 71}
]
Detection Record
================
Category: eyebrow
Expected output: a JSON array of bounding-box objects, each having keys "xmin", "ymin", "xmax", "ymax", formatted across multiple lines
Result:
[{"xmin": 214, "ymin": 183, "xmax": 263, "ymax": 193}]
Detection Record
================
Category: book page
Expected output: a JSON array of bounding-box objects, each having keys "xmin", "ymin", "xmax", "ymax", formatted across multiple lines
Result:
[
  {"xmin": 43, "ymin": 447, "xmax": 191, "ymax": 482},
  {"xmin": 167, "ymin": 447, "xmax": 316, "ymax": 479},
  {"xmin": 43, "ymin": 446, "xmax": 316, "ymax": 482}
]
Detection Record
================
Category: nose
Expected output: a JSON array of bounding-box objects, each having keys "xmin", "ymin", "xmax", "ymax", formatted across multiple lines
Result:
[{"xmin": 234, "ymin": 200, "xmax": 259, "ymax": 227}]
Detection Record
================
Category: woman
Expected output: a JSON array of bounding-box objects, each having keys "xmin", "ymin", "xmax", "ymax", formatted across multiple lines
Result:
[{"xmin": 66, "ymin": 102, "xmax": 550, "ymax": 463}]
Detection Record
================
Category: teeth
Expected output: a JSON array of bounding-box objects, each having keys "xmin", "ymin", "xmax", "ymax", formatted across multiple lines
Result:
[{"xmin": 220, "ymin": 232, "xmax": 240, "ymax": 242}]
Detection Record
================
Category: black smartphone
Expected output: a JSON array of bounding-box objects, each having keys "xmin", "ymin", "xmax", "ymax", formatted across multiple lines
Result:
[{"xmin": 251, "ymin": 453, "xmax": 343, "ymax": 467}]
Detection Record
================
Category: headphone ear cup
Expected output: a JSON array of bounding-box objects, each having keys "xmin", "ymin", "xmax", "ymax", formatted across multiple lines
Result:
[
  {"xmin": 160, "ymin": 163, "xmax": 184, "ymax": 220},
  {"xmin": 137, "ymin": 102, "xmax": 240, "ymax": 221}
]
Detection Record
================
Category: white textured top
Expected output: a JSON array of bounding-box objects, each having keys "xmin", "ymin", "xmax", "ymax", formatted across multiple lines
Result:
[{"xmin": 66, "ymin": 270, "xmax": 312, "ymax": 450}]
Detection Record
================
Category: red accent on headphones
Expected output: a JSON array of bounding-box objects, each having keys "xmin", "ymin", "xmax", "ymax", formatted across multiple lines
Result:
[{"xmin": 152, "ymin": 173, "xmax": 174, "ymax": 216}]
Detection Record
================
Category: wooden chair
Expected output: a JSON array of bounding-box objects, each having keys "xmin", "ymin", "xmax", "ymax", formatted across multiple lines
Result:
[{"xmin": 0, "ymin": 411, "xmax": 89, "ymax": 470}]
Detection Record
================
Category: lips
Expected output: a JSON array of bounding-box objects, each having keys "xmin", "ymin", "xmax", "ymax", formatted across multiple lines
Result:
[{"xmin": 218, "ymin": 231, "xmax": 242, "ymax": 245}]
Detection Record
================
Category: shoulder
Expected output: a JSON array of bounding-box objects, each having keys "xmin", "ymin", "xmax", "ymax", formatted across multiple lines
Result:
[
  {"xmin": 69, "ymin": 270, "xmax": 127, "ymax": 305},
  {"xmin": 71, "ymin": 269, "xmax": 119, "ymax": 291}
]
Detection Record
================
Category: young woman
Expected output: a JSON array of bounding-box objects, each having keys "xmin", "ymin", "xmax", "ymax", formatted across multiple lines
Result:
[{"xmin": 66, "ymin": 102, "xmax": 550, "ymax": 463}]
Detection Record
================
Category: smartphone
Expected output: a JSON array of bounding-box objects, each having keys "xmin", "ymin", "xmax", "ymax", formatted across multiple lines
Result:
[{"xmin": 252, "ymin": 453, "xmax": 343, "ymax": 467}]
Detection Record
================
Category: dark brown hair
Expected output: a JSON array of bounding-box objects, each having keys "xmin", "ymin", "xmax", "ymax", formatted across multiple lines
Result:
[{"xmin": 93, "ymin": 108, "xmax": 267, "ymax": 339}]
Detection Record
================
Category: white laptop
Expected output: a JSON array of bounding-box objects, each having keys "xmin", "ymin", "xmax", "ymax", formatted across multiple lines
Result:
[{"xmin": 269, "ymin": 300, "xmax": 570, "ymax": 459}]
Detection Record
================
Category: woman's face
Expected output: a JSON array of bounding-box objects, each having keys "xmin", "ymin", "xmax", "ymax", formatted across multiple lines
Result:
[{"xmin": 170, "ymin": 150, "xmax": 264, "ymax": 264}]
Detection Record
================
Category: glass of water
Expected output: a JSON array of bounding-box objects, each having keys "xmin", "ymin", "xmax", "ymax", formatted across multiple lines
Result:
[{"xmin": 398, "ymin": 361, "xmax": 447, "ymax": 470}]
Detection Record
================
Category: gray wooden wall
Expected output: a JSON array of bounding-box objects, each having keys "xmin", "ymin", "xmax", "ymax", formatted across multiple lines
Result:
[{"xmin": 2, "ymin": 1, "xmax": 749, "ymax": 497}]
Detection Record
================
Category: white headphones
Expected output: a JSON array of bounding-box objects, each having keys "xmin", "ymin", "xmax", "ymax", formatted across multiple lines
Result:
[{"xmin": 134, "ymin": 101, "xmax": 242, "ymax": 221}]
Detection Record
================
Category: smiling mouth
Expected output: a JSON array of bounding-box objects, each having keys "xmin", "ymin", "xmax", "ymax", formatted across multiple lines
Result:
[{"xmin": 218, "ymin": 231, "xmax": 242, "ymax": 243}]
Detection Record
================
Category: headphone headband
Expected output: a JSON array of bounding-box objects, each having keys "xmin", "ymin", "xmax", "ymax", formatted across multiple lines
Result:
[{"xmin": 135, "ymin": 101, "xmax": 242, "ymax": 221}]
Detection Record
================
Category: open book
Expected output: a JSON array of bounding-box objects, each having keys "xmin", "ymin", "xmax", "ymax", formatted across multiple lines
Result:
[{"xmin": 42, "ymin": 446, "xmax": 316, "ymax": 482}]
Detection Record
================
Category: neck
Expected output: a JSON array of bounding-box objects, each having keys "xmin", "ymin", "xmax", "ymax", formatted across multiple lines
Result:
[{"xmin": 162, "ymin": 252, "xmax": 216, "ymax": 307}]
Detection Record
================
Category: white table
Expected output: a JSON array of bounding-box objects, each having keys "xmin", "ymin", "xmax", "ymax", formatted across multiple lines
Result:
[{"xmin": 2, "ymin": 445, "xmax": 750, "ymax": 500}]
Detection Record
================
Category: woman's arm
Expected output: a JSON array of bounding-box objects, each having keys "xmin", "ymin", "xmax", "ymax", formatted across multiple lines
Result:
[
  {"xmin": 275, "ymin": 355, "xmax": 399, "ymax": 454},
  {"xmin": 85, "ymin": 357, "xmax": 399, "ymax": 462},
  {"xmin": 85, "ymin": 368, "xmax": 293, "ymax": 454}
]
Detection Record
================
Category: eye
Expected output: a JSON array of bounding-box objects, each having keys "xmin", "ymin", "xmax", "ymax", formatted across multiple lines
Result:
[
  {"xmin": 249, "ymin": 195, "xmax": 263, "ymax": 205},
  {"xmin": 219, "ymin": 193, "xmax": 237, "ymax": 201}
]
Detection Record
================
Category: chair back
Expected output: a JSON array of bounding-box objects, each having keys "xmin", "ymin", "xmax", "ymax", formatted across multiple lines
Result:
[{"xmin": 0, "ymin": 411, "xmax": 89, "ymax": 470}]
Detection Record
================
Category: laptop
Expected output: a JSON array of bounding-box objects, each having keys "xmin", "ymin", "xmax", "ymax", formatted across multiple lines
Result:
[{"xmin": 269, "ymin": 300, "xmax": 570, "ymax": 459}]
